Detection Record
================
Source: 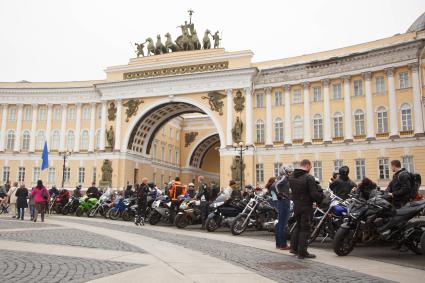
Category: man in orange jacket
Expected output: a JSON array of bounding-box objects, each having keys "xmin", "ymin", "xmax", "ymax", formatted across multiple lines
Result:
[{"xmin": 168, "ymin": 177, "xmax": 186, "ymax": 222}]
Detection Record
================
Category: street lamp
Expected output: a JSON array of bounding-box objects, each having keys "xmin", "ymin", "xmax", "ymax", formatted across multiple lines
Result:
[
  {"xmin": 233, "ymin": 141, "xmax": 252, "ymax": 190},
  {"xmin": 60, "ymin": 151, "xmax": 72, "ymax": 189}
]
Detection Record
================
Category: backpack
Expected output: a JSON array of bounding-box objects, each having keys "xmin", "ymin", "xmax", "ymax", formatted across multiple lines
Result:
[{"xmin": 401, "ymin": 171, "xmax": 422, "ymax": 200}]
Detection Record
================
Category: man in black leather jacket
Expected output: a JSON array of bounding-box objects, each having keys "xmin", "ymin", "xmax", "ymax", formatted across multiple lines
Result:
[
  {"xmin": 196, "ymin": 176, "xmax": 210, "ymax": 230},
  {"xmin": 86, "ymin": 182, "xmax": 99, "ymax": 199},
  {"xmin": 288, "ymin": 159, "xmax": 324, "ymax": 259},
  {"xmin": 329, "ymin": 166, "xmax": 357, "ymax": 200},
  {"xmin": 387, "ymin": 160, "xmax": 411, "ymax": 209}
]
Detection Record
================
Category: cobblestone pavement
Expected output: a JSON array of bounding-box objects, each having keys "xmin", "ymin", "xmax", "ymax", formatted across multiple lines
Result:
[
  {"xmin": 0, "ymin": 249, "xmax": 143, "ymax": 283},
  {"xmin": 60, "ymin": 218, "xmax": 394, "ymax": 283},
  {"xmin": 0, "ymin": 228, "xmax": 144, "ymax": 253},
  {"xmin": 0, "ymin": 218, "xmax": 59, "ymax": 229}
]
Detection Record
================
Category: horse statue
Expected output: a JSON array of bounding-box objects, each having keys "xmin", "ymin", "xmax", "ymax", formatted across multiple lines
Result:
[
  {"xmin": 164, "ymin": 33, "xmax": 180, "ymax": 52},
  {"xmin": 203, "ymin": 29, "xmax": 211, "ymax": 49},
  {"xmin": 176, "ymin": 30, "xmax": 193, "ymax": 51},
  {"xmin": 191, "ymin": 30, "xmax": 201, "ymax": 50},
  {"xmin": 155, "ymin": 34, "xmax": 168, "ymax": 55},
  {"xmin": 145, "ymin": 38, "xmax": 155, "ymax": 56}
]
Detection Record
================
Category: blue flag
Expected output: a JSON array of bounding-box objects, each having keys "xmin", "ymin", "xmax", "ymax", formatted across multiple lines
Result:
[{"xmin": 41, "ymin": 142, "xmax": 49, "ymax": 170}]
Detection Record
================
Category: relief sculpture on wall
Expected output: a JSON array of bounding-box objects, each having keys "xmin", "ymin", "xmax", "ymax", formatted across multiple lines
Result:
[
  {"xmin": 201, "ymin": 91, "xmax": 226, "ymax": 116},
  {"xmin": 185, "ymin": 132, "xmax": 198, "ymax": 147},
  {"xmin": 123, "ymin": 99, "xmax": 144, "ymax": 122}
]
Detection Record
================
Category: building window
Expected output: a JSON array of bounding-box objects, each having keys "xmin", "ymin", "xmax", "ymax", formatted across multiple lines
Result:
[
  {"xmin": 355, "ymin": 159, "xmax": 366, "ymax": 180},
  {"xmin": 400, "ymin": 103, "xmax": 412, "ymax": 131},
  {"xmin": 274, "ymin": 118, "xmax": 284, "ymax": 142},
  {"xmin": 402, "ymin": 155, "xmax": 414, "ymax": 172},
  {"xmin": 162, "ymin": 127, "xmax": 166, "ymax": 136},
  {"xmin": 256, "ymin": 119, "xmax": 265, "ymax": 143},
  {"xmin": 333, "ymin": 83, "xmax": 342, "ymax": 99},
  {"xmin": 256, "ymin": 93, "xmax": 264, "ymax": 108},
  {"xmin": 353, "ymin": 80, "xmax": 363, "ymax": 96},
  {"xmin": 256, "ymin": 163, "xmax": 264, "ymax": 183},
  {"xmin": 333, "ymin": 112, "xmax": 344, "ymax": 138},
  {"xmin": 8, "ymin": 107, "xmax": 17, "ymax": 121},
  {"xmin": 18, "ymin": 167, "xmax": 25, "ymax": 182},
  {"xmin": 274, "ymin": 162, "xmax": 282, "ymax": 178},
  {"xmin": 275, "ymin": 91, "xmax": 282, "ymax": 106},
  {"xmin": 22, "ymin": 130, "xmax": 31, "ymax": 151},
  {"xmin": 2, "ymin": 166, "xmax": 10, "ymax": 183},
  {"xmin": 313, "ymin": 86, "xmax": 322, "ymax": 102},
  {"xmin": 168, "ymin": 147, "xmax": 173, "ymax": 163},
  {"xmin": 32, "ymin": 167, "xmax": 41, "ymax": 184},
  {"xmin": 313, "ymin": 161, "xmax": 322, "ymax": 181},
  {"xmin": 78, "ymin": 167, "xmax": 85, "ymax": 183},
  {"xmin": 82, "ymin": 106, "xmax": 91, "ymax": 120},
  {"xmin": 176, "ymin": 130, "xmax": 180, "ymax": 141},
  {"xmin": 67, "ymin": 107, "xmax": 76, "ymax": 120},
  {"xmin": 48, "ymin": 167, "xmax": 55, "ymax": 186},
  {"xmin": 24, "ymin": 107, "xmax": 32, "ymax": 121},
  {"xmin": 375, "ymin": 76, "xmax": 385, "ymax": 93},
  {"xmin": 36, "ymin": 130, "xmax": 45, "ymax": 150},
  {"xmin": 313, "ymin": 114, "xmax": 323, "ymax": 139},
  {"xmin": 53, "ymin": 107, "xmax": 62, "ymax": 121},
  {"xmin": 80, "ymin": 130, "xmax": 89, "ymax": 150},
  {"xmin": 169, "ymin": 128, "xmax": 173, "ymax": 139},
  {"xmin": 175, "ymin": 150, "xmax": 179, "ymax": 164},
  {"xmin": 378, "ymin": 158, "xmax": 390, "ymax": 180},
  {"xmin": 377, "ymin": 107, "xmax": 388, "ymax": 134},
  {"xmin": 293, "ymin": 116, "xmax": 303, "ymax": 139},
  {"xmin": 334, "ymin": 160, "xmax": 343, "ymax": 171},
  {"xmin": 67, "ymin": 130, "xmax": 75, "ymax": 151},
  {"xmin": 64, "ymin": 167, "xmax": 70, "ymax": 184},
  {"xmin": 354, "ymin": 110, "xmax": 365, "ymax": 136},
  {"xmin": 51, "ymin": 130, "xmax": 60, "ymax": 150},
  {"xmin": 293, "ymin": 89, "xmax": 302, "ymax": 104},
  {"xmin": 152, "ymin": 172, "xmax": 156, "ymax": 184},
  {"xmin": 399, "ymin": 72, "xmax": 409, "ymax": 89},
  {"xmin": 161, "ymin": 145, "xmax": 165, "ymax": 161},
  {"xmin": 6, "ymin": 130, "xmax": 15, "ymax": 151},
  {"xmin": 152, "ymin": 143, "xmax": 157, "ymax": 159},
  {"xmin": 38, "ymin": 107, "xmax": 47, "ymax": 121},
  {"xmin": 92, "ymin": 167, "xmax": 97, "ymax": 183}
]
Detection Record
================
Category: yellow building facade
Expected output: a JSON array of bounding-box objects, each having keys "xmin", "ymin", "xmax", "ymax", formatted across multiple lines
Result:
[{"xmin": 1, "ymin": 13, "xmax": 425, "ymax": 189}]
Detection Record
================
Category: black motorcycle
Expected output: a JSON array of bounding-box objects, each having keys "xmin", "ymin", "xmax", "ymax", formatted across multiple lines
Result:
[
  {"xmin": 205, "ymin": 194, "xmax": 246, "ymax": 232},
  {"xmin": 149, "ymin": 195, "xmax": 183, "ymax": 225},
  {"xmin": 333, "ymin": 193, "xmax": 425, "ymax": 256},
  {"xmin": 61, "ymin": 195, "xmax": 80, "ymax": 215},
  {"xmin": 174, "ymin": 199, "xmax": 202, "ymax": 228}
]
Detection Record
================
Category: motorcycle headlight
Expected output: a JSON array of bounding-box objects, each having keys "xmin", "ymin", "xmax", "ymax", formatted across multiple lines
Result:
[{"xmin": 214, "ymin": 202, "xmax": 224, "ymax": 208}]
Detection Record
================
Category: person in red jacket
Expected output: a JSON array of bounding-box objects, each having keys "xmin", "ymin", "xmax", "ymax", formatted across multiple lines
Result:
[{"xmin": 31, "ymin": 180, "xmax": 50, "ymax": 222}]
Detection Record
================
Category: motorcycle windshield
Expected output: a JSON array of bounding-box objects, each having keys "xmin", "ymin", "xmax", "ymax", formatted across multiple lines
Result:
[{"xmin": 214, "ymin": 194, "xmax": 229, "ymax": 204}]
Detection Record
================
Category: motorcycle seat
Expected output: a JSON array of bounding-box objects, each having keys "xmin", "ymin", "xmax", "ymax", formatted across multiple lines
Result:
[
  {"xmin": 395, "ymin": 206, "xmax": 422, "ymax": 216},
  {"xmin": 407, "ymin": 199, "xmax": 425, "ymax": 207}
]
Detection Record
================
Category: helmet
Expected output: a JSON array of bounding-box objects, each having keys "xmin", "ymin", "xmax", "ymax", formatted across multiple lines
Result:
[
  {"xmin": 339, "ymin": 166, "xmax": 349, "ymax": 176},
  {"xmin": 188, "ymin": 183, "xmax": 195, "ymax": 187},
  {"xmin": 147, "ymin": 182, "xmax": 155, "ymax": 189}
]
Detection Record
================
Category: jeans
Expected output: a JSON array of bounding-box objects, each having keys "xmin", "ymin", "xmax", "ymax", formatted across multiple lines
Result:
[
  {"xmin": 17, "ymin": 207, "xmax": 25, "ymax": 219},
  {"xmin": 275, "ymin": 199, "xmax": 290, "ymax": 248},
  {"xmin": 29, "ymin": 204, "xmax": 36, "ymax": 219}
]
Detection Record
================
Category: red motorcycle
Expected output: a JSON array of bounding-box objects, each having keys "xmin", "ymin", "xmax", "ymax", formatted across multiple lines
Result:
[{"xmin": 49, "ymin": 190, "xmax": 70, "ymax": 214}]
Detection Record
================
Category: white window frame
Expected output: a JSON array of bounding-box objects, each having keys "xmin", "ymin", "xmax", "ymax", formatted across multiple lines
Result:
[
  {"xmin": 80, "ymin": 130, "xmax": 89, "ymax": 150},
  {"xmin": 256, "ymin": 93, "xmax": 264, "ymax": 108},
  {"xmin": 354, "ymin": 110, "xmax": 365, "ymax": 136},
  {"xmin": 2, "ymin": 166, "xmax": 10, "ymax": 183},
  {"xmin": 333, "ymin": 112, "xmax": 344, "ymax": 138},
  {"xmin": 21, "ymin": 130, "xmax": 31, "ymax": 151},
  {"xmin": 6, "ymin": 130, "xmax": 15, "ymax": 151},
  {"xmin": 274, "ymin": 91, "xmax": 282, "ymax": 106},
  {"xmin": 256, "ymin": 120, "xmax": 265, "ymax": 143},
  {"xmin": 274, "ymin": 162, "xmax": 282, "ymax": 178},
  {"xmin": 402, "ymin": 155, "xmax": 414, "ymax": 172},
  {"xmin": 334, "ymin": 160, "xmax": 343, "ymax": 171},
  {"xmin": 313, "ymin": 114, "xmax": 323, "ymax": 139},
  {"xmin": 274, "ymin": 118, "xmax": 284, "ymax": 142},
  {"xmin": 293, "ymin": 89, "xmax": 302, "ymax": 104},
  {"xmin": 353, "ymin": 80, "xmax": 363, "ymax": 96},
  {"xmin": 64, "ymin": 167, "xmax": 70, "ymax": 184},
  {"xmin": 378, "ymin": 158, "xmax": 390, "ymax": 180},
  {"xmin": 8, "ymin": 107, "xmax": 17, "ymax": 121},
  {"xmin": 78, "ymin": 167, "xmax": 85, "ymax": 184},
  {"xmin": 400, "ymin": 104, "xmax": 412, "ymax": 131},
  {"xmin": 355, "ymin": 159, "xmax": 366, "ymax": 180},
  {"xmin": 313, "ymin": 86, "xmax": 322, "ymax": 102},
  {"xmin": 399, "ymin": 72, "xmax": 409, "ymax": 89},
  {"xmin": 313, "ymin": 161, "xmax": 323, "ymax": 181},
  {"xmin": 375, "ymin": 76, "xmax": 385, "ymax": 93},
  {"xmin": 333, "ymin": 83, "xmax": 342, "ymax": 100},
  {"xmin": 32, "ymin": 167, "xmax": 41, "ymax": 184},
  {"xmin": 293, "ymin": 116, "xmax": 303, "ymax": 139},
  {"xmin": 48, "ymin": 167, "xmax": 55, "ymax": 186},
  {"xmin": 377, "ymin": 107, "xmax": 389, "ymax": 134},
  {"xmin": 256, "ymin": 163, "xmax": 264, "ymax": 183},
  {"xmin": 18, "ymin": 167, "xmax": 26, "ymax": 182}
]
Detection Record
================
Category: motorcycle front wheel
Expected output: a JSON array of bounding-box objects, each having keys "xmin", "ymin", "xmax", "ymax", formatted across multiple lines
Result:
[
  {"xmin": 333, "ymin": 227, "xmax": 356, "ymax": 256},
  {"xmin": 87, "ymin": 207, "xmax": 97, "ymax": 218},
  {"xmin": 61, "ymin": 205, "xmax": 70, "ymax": 215},
  {"xmin": 231, "ymin": 214, "xmax": 249, "ymax": 236},
  {"xmin": 175, "ymin": 214, "xmax": 190, "ymax": 229},
  {"xmin": 206, "ymin": 216, "xmax": 220, "ymax": 232},
  {"xmin": 405, "ymin": 220, "xmax": 425, "ymax": 255},
  {"xmin": 122, "ymin": 211, "xmax": 132, "ymax": 221},
  {"xmin": 109, "ymin": 209, "xmax": 120, "ymax": 220},
  {"xmin": 149, "ymin": 211, "xmax": 161, "ymax": 225},
  {"xmin": 75, "ymin": 207, "xmax": 84, "ymax": 217}
]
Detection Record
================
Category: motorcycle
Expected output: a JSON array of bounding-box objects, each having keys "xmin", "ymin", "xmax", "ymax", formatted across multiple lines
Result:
[
  {"xmin": 174, "ymin": 199, "xmax": 202, "ymax": 229},
  {"xmin": 75, "ymin": 196, "xmax": 98, "ymax": 217},
  {"xmin": 149, "ymin": 195, "xmax": 177, "ymax": 225},
  {"xmin": 61, "ymin": 195, "xmax": 80, "ymax": 215},
  {"xmin": 205, "ymin": 194, "xmax": 246, "ymax": 232},
  {"xmin": 109, "ymin": 196, "xmax": 136, "ymax": 221},
  {"xmin": 333, "ymin": 192, "xmax": 425, "ymax": 256},
  {"xmin": 87, "ymin": 191, "xmax": 112, "ymax": 218},
  {"xmin": 231, "ymin": 193, "xmax": 277, "ymax": 235}
]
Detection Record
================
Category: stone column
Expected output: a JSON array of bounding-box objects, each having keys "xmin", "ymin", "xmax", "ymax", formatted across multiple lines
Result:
[
  {"xmin": 409, "ymin": 63, "xmax": 424, "ymax": 136},
  {"xmin": 46, "ymin": 104, "xmax": 53, "ymax": 151},
  {"xmin": 265, "ymin": 87, "xmax": 273, "ymax": 147},
  {"xmin": 385, "ymin": 67, "xmax": 399, "ymax": 138},
  {"xmin": 322, "ymin": 79, "xmax": 332, "ymax": 143},
  {"xmin": 244, "ymin": 87, "xmax": 253, "ymax": 145},
  {"xmin": 342, "ymin": 76, "xmax": 353, "ymax": 142},
  {"xmin": 363, "ymin": 72, "xmax": 375, "ymax": 140},
  {"xmin": 29, "ymin": 104, "xmax": 37, "ymax": 153},
  {"xmin": 13, "ymin": 104, "xmax": 23, "ymax": 152},
  {"xmin": 88, "ymin": 102, "xmax": 96, "ymax": 152},
  {"xmin": 302, "ymin": 82, "xmax": 312, "ymax": 144},
  {"xmin": 0, "ymin": 104, "xmax": 7, "ymax": 152},
  {"xmin": 226, "ymin": 89, "xmax": 233, "ymax": 147},
  {"xmin": 59, "ymin": 104, "xmax": 67, "ymax": 152},
  {"xmin": 99, "ymin": 101, "xmax": 107, "ymax": 151},
  {"xmin": 114, "ymin": 99, "xmax": 122, "ymax": 151},
  {"xmin": 74, "ymin": 103, "xmax": 82, "ymax": 152},
  {"xmin": 284, "ymin": 84, "xmax": 292, "ymax": 145}
]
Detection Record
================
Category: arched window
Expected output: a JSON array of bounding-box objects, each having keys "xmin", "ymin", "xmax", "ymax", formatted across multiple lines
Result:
[
  {"xmin": 67, "ymin": 130, "xmax": 75, "ymax": 151},
  {"xmin": 95, "ymin": 129, "xmax": 101, "ymax": 150},
  {"xmin": 256, "ymin": 119, "xmax": 265, "ymax": 143},
  {"xmin": 313, "ymin": 114, "xmax": 323, "ymax": 139},
  {"xmin": 51, "ymin": 130, "xmax": 60, "ymax": 150},
  {"xmin": 36, "ymin": 130, "xmax": 45, "ymax": 150},
  {"xmin": 274, "ymin": 118, "xmax": 284, "ymax": 142},
  {"xmin": 80, "ymin": 130, "xmax": 89, "ymax": 150},
  {"xmin": 6, "ymin": 130, "xmax": 15, "ymax": 150},
  {"xmin": 333, "ymin": 112, "xmax": 344, "ymax": 138},
  {"xmin": 377, "ymin": 106, "xmax": 388, "ymax": 134},
  {"xmin": 21, "ymin": 130, "xmax": 31, "ymax": 151},
  {"xmin": 293, "ymin": 116, "xmax": 303, "ymax": 139},
  {"xmin": 400, "ymin": 103, "xmax": 412, "ymax": 131},
  {"xmin": 354, "ymin": 110, "xmax": 365, "ymax": 136}
]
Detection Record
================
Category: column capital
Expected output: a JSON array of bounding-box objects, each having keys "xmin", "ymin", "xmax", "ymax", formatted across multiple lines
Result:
[
  {"xmin": 76, "ymin": 102, "xmax": 82, "ymax": 107},
  {"xmin": 341, "ymin": 75, "xmax": 351, "ymax": 83},
  {"xmin": 226, "ymin": 89, "xmax": 233, "ymax": 95},
  {"xmin": 283, "ymin": 84, "xmax": 291, "ymax": 91},
  {"xmin": 46, "ymin": 103, "xmax": 53, "ymax": 109},
  {"xmin": 385, "ymin": 67, "xmax": 395, "ymax": 77},
  {"xmin": 264, "ymin": 87, "xmax": 272, "ymax": 95},
  {"xmin": 301, "ymin": 82, "xmax": 310, "ymax": 88},
  {"xmin": 408, "ymin": 62, "xmax": 419, "ymax": 73},
  {"xmin": 31, "ymin": 103, "xmax": 38, "ymax": 108},
  {"xmin": 16, "ymin": 103, "xmax": 24, "ymax": 108},
  {"xmin": 321, "ymin": 79, "xmax": 330, "ymax": 87},
  {"xmin": 362, "ymin": 72, "xmax": 372, "ymax": 81},
  {"xmin": 244, "ymin": 87, "xmax": 252, "ymax": 95},
  {"xmin": 61, "ymin": 103, "xmax": 67, "ymax": 109},
  {"xmin": 90, "ymin": 102, "xmax": 97, "ymax": 107}
]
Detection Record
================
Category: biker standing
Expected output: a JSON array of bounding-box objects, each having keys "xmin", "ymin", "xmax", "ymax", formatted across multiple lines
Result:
[
  {"xmin": 329, "ymin": 166, "xmax": 357, "ymax": 200},
  {"xmin": 196, "ymin": 176, "xmax": 210, "ymax": 230}
]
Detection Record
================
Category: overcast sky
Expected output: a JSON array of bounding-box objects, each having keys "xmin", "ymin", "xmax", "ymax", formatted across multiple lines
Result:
[{"xmin": 0, "ymin": 0, "xmax": 424, "ymax": 82}]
